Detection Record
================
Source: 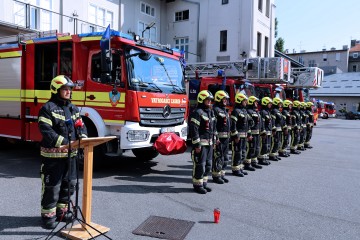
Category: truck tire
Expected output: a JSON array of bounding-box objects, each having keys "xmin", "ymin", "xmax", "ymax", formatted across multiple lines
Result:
[
  {"xmin": 322, "ymin": 113, "xmax": 329, "ymax": 119},
  {"xmin": 132, "ymin": 147, "xmax": 159, "ymax": 161}
]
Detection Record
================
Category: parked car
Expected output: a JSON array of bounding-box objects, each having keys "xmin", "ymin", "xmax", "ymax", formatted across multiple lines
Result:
[{"xmin": 345, "ymin": 111, "xmax": 360, "ymax": 120}]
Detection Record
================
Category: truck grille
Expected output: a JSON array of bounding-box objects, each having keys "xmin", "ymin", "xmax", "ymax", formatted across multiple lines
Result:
[{"xmin": 139, "ymin": 107, "xmax": 185, "ymax": 127}]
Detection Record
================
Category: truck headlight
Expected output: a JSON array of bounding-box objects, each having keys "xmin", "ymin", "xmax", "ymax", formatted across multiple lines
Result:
[
  {"xmin": 127, "ymin": 130, "xmax": 150, "ymax": 142},
  {"xmin": 181, "ymin": 127, "xmax": 187, "ymax": 137}
]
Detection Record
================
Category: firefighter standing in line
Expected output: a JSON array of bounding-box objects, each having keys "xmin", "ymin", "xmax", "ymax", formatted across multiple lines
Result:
[
  {"xmin": 269, "ymin": 97, "xmax": 284, "ymax": 160},
  {"xmin": 290, "ymin": 100, "xmax": 302, "ymax": 154},
  {"xmin": 278, "ymin": 100, "xmax": 293, "ymax": 157},
  {"xmin": 304, "ymin": 102, "xmax": 314, "ymax": 148},
  {"xmin": 38, "ymin": 75, "xmax": 88, "ymax": 229},
  {"xmin": 247, "ymin": 96, "xmax": 271, "ymax": 166},
  {"xmin": 189, "ymin": 90, "xmax": 216, "ymax": 194},
  {"xmin": 298, "ymin": 102, "xmax": 308, "ymax": 151},
  {"xmin": 231, "ymin": 93, "xmax": 258, "ymax": 175},
  {"xmin": 260, "ymin": 97, "xmax": 275, "ymax": 161},
  {"xmin": 212, "ymin": 90, "xmax": 231, "ymax": 184}
]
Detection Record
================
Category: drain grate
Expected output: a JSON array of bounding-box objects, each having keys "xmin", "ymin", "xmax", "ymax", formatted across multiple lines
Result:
[{"xmin": 132, "ymin": 215, "xmax": 195, "ymax": 240}]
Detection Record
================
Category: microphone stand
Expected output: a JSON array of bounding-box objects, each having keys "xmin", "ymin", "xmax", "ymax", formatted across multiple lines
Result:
[{"xmin": 45, "ymin": 121, "xmax": 113, "ymax": 240}]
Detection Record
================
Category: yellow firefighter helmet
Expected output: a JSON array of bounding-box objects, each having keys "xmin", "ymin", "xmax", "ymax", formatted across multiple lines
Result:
[
  {"xmin": 197, "ymin": 90, "xmax": 214, "ymax": 103},
  {"xmin": 214, "ymin": 90, "xmax": 230, "ymax": 102},
  {"xmin": 50, "ymin": 75, "xmax": 74, "ymax": 94},
  {"xmin": 235, "ymin": 93, "xmax": 248, "ymax": 104}
]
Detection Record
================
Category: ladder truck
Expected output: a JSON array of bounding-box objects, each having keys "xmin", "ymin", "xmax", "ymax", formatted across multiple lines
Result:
[{"xmin": 0, "ymin": 30, "xmax": 188, "ymax": 162}]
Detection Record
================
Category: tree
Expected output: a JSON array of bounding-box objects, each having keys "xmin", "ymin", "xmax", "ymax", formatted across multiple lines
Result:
[
  {"xmin": 274, "ymin": 18, "xmax": 285, "ymax": 52},
  {"xmin": 275, "ymin": 37, "xmax": 285, "ymax": 53}
]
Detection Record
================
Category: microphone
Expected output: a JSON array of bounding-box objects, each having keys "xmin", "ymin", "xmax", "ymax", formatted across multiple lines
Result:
[
  {"xmin": 74, "ymin": 118, "xmax": 84, "ymax": 139},
  {"xmin": 65, "ymin": 119, "xmax": 73, "ymax": 133}
]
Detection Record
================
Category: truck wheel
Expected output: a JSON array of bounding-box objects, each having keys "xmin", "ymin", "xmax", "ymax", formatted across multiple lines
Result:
[
  {"xmin": 322, "ymin": 113, "xmax": 329, "ymax": 119},
  {"xmin": 132, "ymin": 147, "xmax": 159, "ymax": 161}
]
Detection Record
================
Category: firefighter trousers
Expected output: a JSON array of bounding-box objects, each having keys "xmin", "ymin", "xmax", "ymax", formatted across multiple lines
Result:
[
  {"xmin": 280, "ymin": 130, "xmax": 290, "ymax": 153},
  {"xmin": 231, "ymin": 137, "xmax": 246, "ymax": 171},
  {"xmin": 247, "ymin": 134, "xmax": 260, "ymax": 162},
  {"xmin": 40, "ymin": 156, "xmax": 76, "ymax": 215},
  {"xmin": 212, "ymin": 138, "xmax": 229, "ymax": 177},
  {"xmin": 291, "ymin": 128, "xmax": 300, "ymax": 150},
  {"xmin": 305, "ymin": 126, "xmax": 313, "ymax": 146},
  {"xmin": 260, "ymin": 134, "xmax": 272, "ymax": 158},
  {"xmin": 299, "ymin": 127, "xmax": 307, "ymax": 147},
  {"xmin": 270, "ymin": 131, "xmax": 282, "ymax": 157},
  {"xmin": 191, "ymin": 145, "xmax": 213, "ymax": 187}
]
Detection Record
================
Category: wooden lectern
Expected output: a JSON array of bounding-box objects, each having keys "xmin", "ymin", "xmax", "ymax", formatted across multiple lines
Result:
[{"xmin": 61, "ymin": 136, "xmax": 116, "ymax": 240}]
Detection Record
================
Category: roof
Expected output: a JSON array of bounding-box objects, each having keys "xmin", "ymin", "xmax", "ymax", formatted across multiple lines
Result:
[
  {"xmin": 309, "ymin": 72, "xmax": 360, "ymax": 97},
  {"xmin": 349, "ymin": 44, "xmax": 360, "ymax": 52}
]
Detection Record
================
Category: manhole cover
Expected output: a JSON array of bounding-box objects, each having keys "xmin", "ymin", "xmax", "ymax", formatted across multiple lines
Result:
[{"xmin": 132, "ymin": 215, "xmax": 195, "ymax": 240}]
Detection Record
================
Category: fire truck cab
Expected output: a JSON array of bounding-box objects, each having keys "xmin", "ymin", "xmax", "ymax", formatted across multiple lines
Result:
[{"xmin": 0, "ymin": 30, "xmax": 188, "ymax": 161}]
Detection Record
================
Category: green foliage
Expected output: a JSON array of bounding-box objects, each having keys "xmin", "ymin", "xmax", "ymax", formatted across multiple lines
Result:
[{"xmin": 275, "ymin": 37, "xmax": 285, "ymax": 53}]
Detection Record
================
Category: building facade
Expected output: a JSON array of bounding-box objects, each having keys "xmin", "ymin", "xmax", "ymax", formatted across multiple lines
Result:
[
  {"xmin": 0, "ymin": 0, "xmax": 275, "ymax": 63},
  {"xmin": 287, "ymin": 48, "xmax": 349, "ymax": 75},
  {"xmin": 348, "ymin": 41, "xmax": 360, "ymax": 72}
]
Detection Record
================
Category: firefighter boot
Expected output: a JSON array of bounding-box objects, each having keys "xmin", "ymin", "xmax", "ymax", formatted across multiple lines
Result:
[
  {"xmin": 243, "ymin": 163, "xmax": 256, "ymax": 171},
  {"xmin": 193, "ymin": 185, "xmax": 207, "ymax": 194},
  {"xmin": 276, "ymin": 156, "xmax": 282, "ymax": 160},
  {"xmin": 203, "ymin": 182, "xmax": 212, "ymax": 192},
  {"xmin": 258, "ymin": 159, "xmax": 271, "ymax": 165},
  {"xmin": 305, "ymin": 144, "xmax": 313, "ymax": 149},
  {"xmin": 240, "ymin": 169, "xmax": 248, "ymax": 175},
  {"xmin": 269, "ymin": 155, "xmax": 279, "ymax": 161},
  {"xmin": 221, "ymin": 175, "xmax": 229, "ymax": 183},
  {"xmin": 251, "ymin": 162, "xmax": 263, "ymax": 169},
  {"xmin": 41, "ymin": 213, "xmax": 57, "ymax": 229},
  {"xmin": 290, "ymin": 149, "xmax": 301, "ymax": 154},
  {"xmin": 232, "ymin": 170, "xmax": 244, "ymax": 177},
  {"xmin": 279, "ymin": 152, "xmax": 290, "ymax": 157},
  {"xmin": 56, "ymin": 205, "xmax": 73, "ymax": 223},
  {"xmin": 213, "ymin": 176, "xmax": 225, "ymax": 184}
]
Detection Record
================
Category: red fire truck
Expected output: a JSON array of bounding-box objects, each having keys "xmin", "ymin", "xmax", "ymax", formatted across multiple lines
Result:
[
  {"xmin": 316, "ymin": 100, "xmax": 336, "ymax": 119},
  {"xmin": 0, "ymin": 30, "xmax": 188, "ymax": 161}
]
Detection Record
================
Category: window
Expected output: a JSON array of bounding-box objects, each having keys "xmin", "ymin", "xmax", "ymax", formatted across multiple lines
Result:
[
  {"xmin": 220, "ymin": 30, "xmax": 227, "ymax": 52},
  {"xmin": 257, "ymin": 32, "xmax": 262, "ymax": 57},
  {"xmin": 265, "ymin": 0, "xmax": 270, "ymax": 17},
  {"xmin": 353, "ymin": 65, "xmax": 357, "ymax": 72},
  {"xmin": 88, "ymin": 4, "xmax": 113, "ymax": 31},
  {"xmin": 309, "ymin": 60, "xmax": 317, "ymax": 67},
  {"xmin": 138, "ymin": 21, "xmax": 157, "ymax": 41},
  {"xmin": 141, "ymin": 2, "xmax": 155, "ymax": 17},
  {"xmin": 175, "ymin": 37, "xmax": 189, "ymax": 59},
  {"xmin": 264, "ymin": 36, "xmax": 269, "ymax": 57},
  {"xmin": 175, "ymin": 10, "xmax": 189, "ymax": 21},
  {"xmin": 14, "ymin": 1, "xmax": 26, "ymax": 26},
  {"xmin": 336, "ymin": 52, "xmax": 340, "ymax": 61},
  {"xmin": 222, "ymin": 0, "xmax": 229, "ymax": 4},
  {"xmin": 258, "ymin": 0, "xmax": 263, "ymax": 12},
  {"xmin": 353, "ymin": 52, "xmax": 358, "ymax": 58},
  {"xmin": 323, "ymin": 53, "xmax": 327, "ymax": 61}
]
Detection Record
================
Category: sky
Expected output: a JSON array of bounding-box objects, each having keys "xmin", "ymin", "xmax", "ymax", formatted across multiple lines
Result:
[{"xmin": 275, "ymin": 0, "xmax": 360, "ymax": 53}]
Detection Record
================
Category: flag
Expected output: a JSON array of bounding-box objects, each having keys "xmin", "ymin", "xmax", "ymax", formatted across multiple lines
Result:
[
  {"xmin": 179, "ymin": 49, "xmax": 186, "ymax": 68},
  {"xmin": 100, "ymin": 24, "xmax": 111, "ymax": 51}
]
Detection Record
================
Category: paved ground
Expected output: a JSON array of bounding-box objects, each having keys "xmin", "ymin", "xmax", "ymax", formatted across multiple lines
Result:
[{"xmin": 0, "ymin": 118, "xmax": 360, "ymax": 240}]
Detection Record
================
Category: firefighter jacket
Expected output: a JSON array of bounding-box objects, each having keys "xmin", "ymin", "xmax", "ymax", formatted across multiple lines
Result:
[
  {"xmin": 271, "ymin": 107, "xmax": 284, "ymax": 132},
  {"xmin": 230, "ymin": 106, "xmax": 253, "ymax": 139},
  {"xmin": 282, "ymin": 108, "xmax": 292, "ymax": 130},
  {"xmin": 189, "ymin": 106, "xmax": 216, "ymax": 148},
  {"xmin": 300, "ymin": 109, "xmax": 309, "ymax": 128},
  {"xmin": 291, "ymin": 109, "xmax": 302, "ymax": 130},
  {"xmin": 213, "ymin": 103, "xmax": 230, "ymax": 139},
  {"xmin": 305, "ymin": 109, "xmax": 314, "ymax": 126},
  {"xmin": 260, "ymin": 108, "xmax": 274, "ymax": 135},
  {"xmin": 247, "ymin": 107, "xmax": 264, "ymax": 135},
  {"xmin": 38, "ymin": 95, "xmax": 88, "ymax": 158}
]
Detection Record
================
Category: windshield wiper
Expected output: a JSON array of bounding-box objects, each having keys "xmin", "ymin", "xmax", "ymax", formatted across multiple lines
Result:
[
  {"xmin": 138, "ymin": 82, "xmax": 163, "ymax": 92},
  {"xmin": 163, "ymin": 84, "xmax": 186, "ymax": 94}
]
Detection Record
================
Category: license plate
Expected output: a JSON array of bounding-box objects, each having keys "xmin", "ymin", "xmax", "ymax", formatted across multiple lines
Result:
[{"xmin": 161, "ymin": 127, "xmax": 175, "ymax": 133}]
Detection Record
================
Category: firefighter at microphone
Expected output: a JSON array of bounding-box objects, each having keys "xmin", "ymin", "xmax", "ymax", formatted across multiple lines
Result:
[
  {"xmin": 269, "ymin": 97, "xmax": 284, "ymax": 161},
  {"xmin": 38, "ymin": 75, "xmax": 88, "ymax": 229},
  {"xmin": 246, "ymin": 96, "xmax": 271, "ymax": 166},
  {"xmin": 278, "ymin": 100, "xmax": 293, "ymax": 157},
  {"xmin": 304, "ymin": 102, "xmax": 314, "ymax": 148},
  {"xmin": 290, "ymin": 100, "xmax": 302, "ymax": 154},
  {"xmin": 231, "ymin": 93, "xmax": 258, "ymax": 175},
  {"xmin": 298, "ymin": 102, "xmax": 308, "ymax": 151},
  {"xmin": 212, "ymin": 90, "xmax": 231, "ymax": 184},
  {"xmin": 189, "ymin": 90, "xmax": 216, "ymax": 194},
  {"xmin": 260, "ymin": 97, "xmax": 274, "ymax": 161}
]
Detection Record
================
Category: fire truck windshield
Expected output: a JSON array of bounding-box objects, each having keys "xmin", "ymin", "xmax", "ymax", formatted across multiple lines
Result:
[
  {"xmin": 127, "ymin": 49, "xmax": 185, "ymax": 94},
  {"xmin": 234, "ymin": 83, "xmax": 255, "ymax": 97}
]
